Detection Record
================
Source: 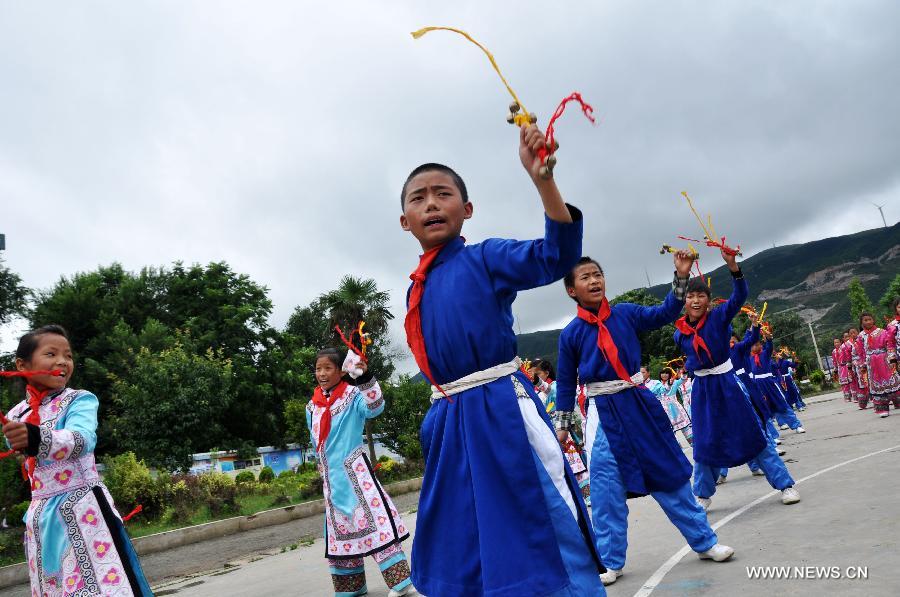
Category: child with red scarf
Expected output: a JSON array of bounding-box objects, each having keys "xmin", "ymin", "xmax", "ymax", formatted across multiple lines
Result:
[
  {"xmin": 306, "ymin": 348, "xmax": 416, "ymax": 597},
  {"xmin": 672, "ymin": 250, "xmax": 800, "ymax": 511},
  {"xmin": 849, "ymin": 327, "xmax": 871, "ymax": 408},
  {"xmin": 400, "ymin": 125, "xmax": 604, "ymax": 596},
  {"xmin": 2, "ymin": 325, "xmax": 151, "ymax": 597}
]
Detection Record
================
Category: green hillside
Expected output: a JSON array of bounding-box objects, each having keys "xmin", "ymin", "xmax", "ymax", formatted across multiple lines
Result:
[
  {"xmin": 645, "ymin": 223, "xmax": 900, "ymax": 329},
  {"xmin": 518, "ymin": 223, "xmax": 900, "ymax": 367}
]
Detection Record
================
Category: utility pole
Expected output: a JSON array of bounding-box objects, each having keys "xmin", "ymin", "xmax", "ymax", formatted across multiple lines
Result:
[
  {"xmin": 808, "ymin": 322, "xmax": 824, "ymax": 372},
  {"xmin": 0, "ymin": 233, "xmax": 5, "ymax": 251},
  {"xmin": 872, "ymin": 203, "xmax": 888, "ymax": 228}
]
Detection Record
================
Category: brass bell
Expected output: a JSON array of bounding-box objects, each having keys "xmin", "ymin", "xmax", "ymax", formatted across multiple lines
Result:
[
  {"xmin": 546, "ymin": 154, "xmax": 558, "ymax": 169},
  {"xmin": 553, "ymin": 139, "xmax": 560, "ymax": 151},
  {"xmin": 506, "ymin": 113, "xmax": 516, "ymax": 124},
  {"xmin": 538, "ymin": 165, "xmax": 552, "ymax": 179},
  {"xmin": 509, "ymin": 101, "xmax": 520, "ymax": 114},
  {"xmin": 528, "ymin": 113, "xmax": 537, "ymax": 124}
]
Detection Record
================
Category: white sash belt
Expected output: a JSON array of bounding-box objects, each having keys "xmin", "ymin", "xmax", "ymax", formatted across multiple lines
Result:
[
  {"xmin": 694, "ymin": 359, "xmax": 734, "ymax": 377},
  {"xmin": 431, "ymin": 357, "xmax": 522, "ymax": 400},
  {"xmin": 585, "ymin": 372, "xmax": 643, "ymax": 396},
  {"xmin": 735, "ymin": 368, "xmax": 746, "ymax": 376},
  {"xmin": 753, "ymin": 372, "xmax": 774, "ymax": 379}
]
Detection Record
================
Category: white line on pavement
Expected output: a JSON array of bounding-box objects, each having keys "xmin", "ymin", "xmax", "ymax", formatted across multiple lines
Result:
[{"xmin": 633, "ymin": 443, "xmax": 900, "ymax": 597}]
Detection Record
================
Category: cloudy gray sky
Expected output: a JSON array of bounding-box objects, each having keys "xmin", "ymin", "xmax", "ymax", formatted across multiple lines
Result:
[{"xmin": 2, "ymin": 1, "xmax": 899, "ymax": 370}]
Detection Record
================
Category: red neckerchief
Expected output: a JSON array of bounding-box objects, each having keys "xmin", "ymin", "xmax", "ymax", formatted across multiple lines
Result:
[
  {"xmin": 752, "ymin": 353, "xmax": 762, "ymax": 367},
  {"xmin": 895, "ymin": 314, "xmax": 900, "ymax": 322},
  {"xmin": 404, "ymin": 245, "xmax": 446, "ymax": 396},
  {"xmin": 576, "ymin": 299, "xmax": 635, "ymax": 384},
  {"xmin": 675, "ymin": 313, "xmax": 713, "ymax": 364},
  {"xmin": 311, "ymin": 381, "xmax": 349, "ymax": 453},
  {"xmin": 23, "ymin": 385, "xmax": 49, "ymax": 486}
]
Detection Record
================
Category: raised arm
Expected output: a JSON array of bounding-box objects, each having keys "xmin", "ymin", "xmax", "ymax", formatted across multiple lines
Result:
[{"xmin": 354, "ymin": 375, "xmax": 385, "ymax": 420}]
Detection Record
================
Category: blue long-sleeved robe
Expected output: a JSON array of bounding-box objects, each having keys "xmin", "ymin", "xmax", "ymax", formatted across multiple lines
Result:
[
  {"xmin": 409, "ymin": 208, "xmax": 603, "ymax": 597},
  {"xmin": 750, "ymin": 340, "xmax": 791, "ymax": 413},
  {"xmin": 674, "ymin": 275, "xmax": 767, "ymax": 467},
  {"xmin": 556, "ymin": 291, "xmax": 692, "ymax": 495},
  {"xmin": 729, "ymin": 325, "xmax": 772, "ymax": 420}
]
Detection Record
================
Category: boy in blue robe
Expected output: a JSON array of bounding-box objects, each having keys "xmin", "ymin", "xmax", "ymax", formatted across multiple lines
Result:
[
  {"xmin": 399, "ymin": 125, "xmax": 604, "ymax": 597},
  {"xmin": 775, "ymin": 354, "xmax": 807, "ymax": 411},
  {"xmin": 556, "ymin": 255, "xmax": 734, "ymax": 586},
  {"xmin": 672, "ymin": 249, "xmax": 801, "ymax": 511},
  {"xmin": 749, "ymin": 334, "xmax": 805, "ymax": 433}
]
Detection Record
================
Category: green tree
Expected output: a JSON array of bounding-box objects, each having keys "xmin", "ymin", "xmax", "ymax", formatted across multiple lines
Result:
[
  {"xmin": 30, "ymin": 262, "xmax": 282, "ymax": 452},
  {"xmin": 879, "ymin": 273, "xmax": 900, "ymax": 315},
  {"xmin": 377, "ymin": 376, "xmax": 431, "ymax": 460},
  {"xmin": 0, "ymin": 254, "xmax": 29, "ymax": 329},
  {"xmin": 110, "ymin": 342, "xmax": 236, "ymax": 471},
  {"xmin": 283, "ymin": 398, "xmax": 311, "ymax": 450},
  {"xmin": 848, "ymin": 279, "xmax": 875, "ymax": 322},
  {"xmin": 610, "ymin": 288, "xmax": 678, "ymax": 366}
]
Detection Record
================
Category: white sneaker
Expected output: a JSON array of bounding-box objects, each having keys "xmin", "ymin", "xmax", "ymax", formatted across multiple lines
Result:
[
  {"xmin": 879, "ymin": 413, "xmax": 889, "ymax": 418},
  {"xmin": 799, "ymin": 407, "xmax": 806, "ymax": 411},
  {"xmin": 777, "ymin": 447, "xmax": 787, "ymax": 456},
  {"xmin": 795, "ymin": 426, "xmax": 806, "ymax": 434},
  {"xmin": 781, "ymin": 487, "xmax": 801, "ymax": 504},
  {"xmin": 716, "ymin": 475, "xmax": 727, "ymax": 485},
  {"xmin": 600, "ymin": 569, "xmax": 623, "ymax": 586},
  {"xmin": 751, "ymin": 469, "xmax": 765, "ymax": 476},
  {"xmin": 779, "ymin": 424, "xmax": 789, "ymax": 430},
  {"xmin": 389, "ymin": 586, "xmax": 419, "ymax": 597},
  {"xmin": 698, "ymin": 543, "xmax": 735, "ymax": 562},
  {"xmin": 697, "ymin": 497, "xmax": 711, "ymax": 511},
  {"xmin": 774, "ymin": 438, "xmax": 783, "ymax": 445}
]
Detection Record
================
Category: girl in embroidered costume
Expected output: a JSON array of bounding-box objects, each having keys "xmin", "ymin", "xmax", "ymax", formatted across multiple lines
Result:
[
  {"xmin": 857, "ymin": 312, "xmax": 900, "ymax": 418},
  {"xmin": 673, "ymin": 249, "xmax": 801, "ymax": 511},
  {"xmin": 1, "ymin": 325, "xmax": 152, "ymax": 596},
  {"xmin": 888, "ymin": 299, "xmax": 900, "ymax": 403},
  {"xmin": 399, "ymin": 125, "xmax": 604, "ymax": 596},
  {"xmin": 849, "ymin": 327, "xmax": 870, "ymax": 408},
  {"xmin": 834, "ymin": 335, "xmax": 852, "ymax": 402},
  {"xmin": 305, "ymin": 348, "xmax": 416, "ymax": 597},
  {"xmin": 648, "ymin": 369, "xmax": 693, "ymax": 445}
]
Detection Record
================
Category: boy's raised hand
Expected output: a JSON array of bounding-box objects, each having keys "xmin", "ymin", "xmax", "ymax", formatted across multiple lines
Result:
[
  {"xmin": 673, "ymin": 250, "xmax": 696, "ymax": 277},
  {"xmin": 721, "ymin": 247, "xmax": 739, "ymax": 272},
  {"xmin": 519, "ymin": 124, "xmax": 550, "ymax": 181}
]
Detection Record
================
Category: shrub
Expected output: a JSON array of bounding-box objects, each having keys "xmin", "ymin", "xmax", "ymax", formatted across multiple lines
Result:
[
  {"xmin": 5, "ymin": 501, "xmax": 29, "ymax": 527},
  {"xmin": 809, "ymin": 370, "xmax": 825, "ymax": 385},
  {"xmin": 298, "ymin": 475, "xmax": 324, "ymax": 500},
  {"xmin": 102, "ymin": 452, "xmax": 166, "ymax": 521},
  {"xmin": 258, "ymin": 466, "xmax": 275, "ymax": 483},
  {"xmin": 198, "ymin": 473, "xmax": 239, "ymax": 517},
  {"xmin": 235, "ymin": 471, "xmax": 256, "ymax": 485},
  {"xmin": 297, "ymin": 461, "xmax": 317, "ymax": 474}
]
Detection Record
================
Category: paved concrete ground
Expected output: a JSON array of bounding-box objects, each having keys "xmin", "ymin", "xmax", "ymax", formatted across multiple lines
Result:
[{"xmin": 4, "ymin": 391, "xmax": 899, "ymax": 596}]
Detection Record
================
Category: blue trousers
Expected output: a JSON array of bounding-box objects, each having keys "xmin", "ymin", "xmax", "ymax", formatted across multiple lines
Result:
[
  {"xmin": 694, "ymin": 439, "xmax": 794, "ymax": 498},
  {"xmin": 774, "ymin": 408, "xmax": 802, "ymax": 429},
  {"xmin": 766, "ymin": 419, "xmax": 780, "ymax": 440},
  {"xmin": 591, "ymin": 420, "xmax": 717, "ymax": 570}
]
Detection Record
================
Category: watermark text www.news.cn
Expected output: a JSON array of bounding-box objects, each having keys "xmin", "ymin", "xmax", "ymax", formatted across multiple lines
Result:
[{"xmin": 746, "ymin": 566, "xmax": 868, "ymax": 580}]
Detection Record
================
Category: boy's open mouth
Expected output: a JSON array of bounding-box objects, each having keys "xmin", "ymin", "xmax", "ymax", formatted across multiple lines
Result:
[{"xmin": 423, "ymin": 216, "xmax": 447, "ymax": 228}]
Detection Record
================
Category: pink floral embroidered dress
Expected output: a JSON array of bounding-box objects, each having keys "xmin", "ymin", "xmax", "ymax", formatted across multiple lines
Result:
[{"xmin": 5, "ymin": 388, "xmax": 151, "ymax": 596}]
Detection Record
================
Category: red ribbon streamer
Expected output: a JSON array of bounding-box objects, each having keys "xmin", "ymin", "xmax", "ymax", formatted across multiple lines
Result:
[
  {"xmin": 122, "ymin": 504, "xmax": 144, "ymax": 523},
  {"xmin": 541, "ymin": 92, "xmax": 596, "ymax": 164},
  {"xmin": 677, "ymin": 234, "xmax": 741, "ymax": 257},
  {"xmin": 334, "ymin": 324, "xmax": 368, "ymax": 363}
]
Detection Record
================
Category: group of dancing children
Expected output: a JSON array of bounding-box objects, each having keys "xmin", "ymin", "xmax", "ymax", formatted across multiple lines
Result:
[{"xmin": 3, "ymin": 124, "xmax": 824, "ymax": 596}]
